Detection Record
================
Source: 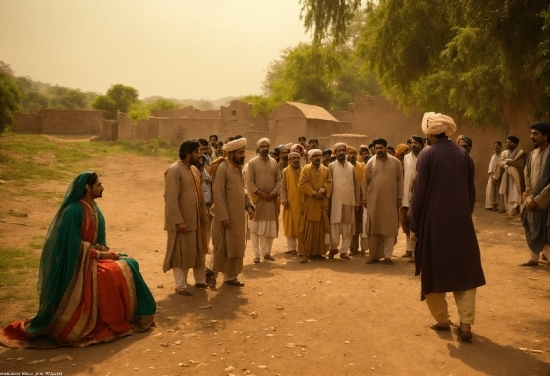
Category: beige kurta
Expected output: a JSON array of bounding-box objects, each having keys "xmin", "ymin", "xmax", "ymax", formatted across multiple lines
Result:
[
  {"xmin": 298, "ymin": 164, "xmax": 333, "ymax": 256},
  {"xmin": 163, "ymin": 161, "xmax": 208, "ymax": 272},
  {"xmin": 328, "ymin": 161, "xmax": 360, "ymax": 241},
  {"xmin": 363, "ymin": 155, "xmax": 404, "ymax": 237},
  {"xmin": 280, "ymin": 166, "xmax": 303, "ymax": 237},
  {"xmin": 247, "ymin": 155, "xmax": 282, "ymax": 236},
  {"xmin": 211, "ymin": 160, "xmax": 252, "ymax": 277}
]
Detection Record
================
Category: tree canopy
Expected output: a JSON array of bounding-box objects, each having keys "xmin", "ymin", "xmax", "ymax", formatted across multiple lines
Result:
[
  {"xmin": 92, "ymin": 84, "xmax": 140, "ymax": 119},
  {"xmin": 300, "ymin": 0, "xmax": 550, "ymax": 126},
  {"xmin": 0, "ymin": 70, "xmax": 22, "ymax": 132}
]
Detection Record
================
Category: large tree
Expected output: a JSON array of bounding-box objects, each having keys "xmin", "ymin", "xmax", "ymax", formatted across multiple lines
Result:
[
  {"xmin": 300, "ymin": 0, "xmax": 550, "ymax": 125},
  {"xmin": 0, "ymin": 70, "xmax": 22, "ymax": 132},
  {"xmin": 92, "ymin": 84, "xmax": 139, "ymax": 119}
]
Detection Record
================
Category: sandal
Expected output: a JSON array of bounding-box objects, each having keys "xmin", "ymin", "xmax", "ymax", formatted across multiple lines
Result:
[
  {"xmin": 519, "ymin": 260, "xmax": 539, "ymax": 266},
  {"xmin": 365, "ymin": 259, "xmax": 379, "ymax": 264},
  {"xmin": 194, "ymin": 283, "xmax": 208, "ymax": 288},
  {"xmin": 430, "ymin": 323, "xmax": 451, "ymax": 331},
  {"xmin": 457, "ymin": 326, "xmax": 472, "ymax": 341},
  {"xmin": 175, "ymin": 288, "xmax": 193, "ymax": 296},
  {"xmin": 300, "ymin": 258, "xmax": 308, "ymax": 264},
  {"xmin": 225, "ymin": 279, "xmax": 245, "ymax": 286}
]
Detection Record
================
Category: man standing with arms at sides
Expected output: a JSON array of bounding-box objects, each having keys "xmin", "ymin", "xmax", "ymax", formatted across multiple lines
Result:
[
  {"xmin": 521, "ymin": 123, "xmax": 550, "ymax": 266},
  {"xmin": 495, "ymin": 135, "xmax": 526, "ymax": 219},
  {"xmin": 410, "ymin": 112, "xmax": 485, "ymax": 341},
  {"xmin": 211, "ymin": 138, "xmax": 255, "ymax": 286},
  {"xmin": 364, "ymin": 138, "xmax": 403, "ymax": 265},
  {"xmin": 277, "ymin": 144, "xmax": 290, "ymax": 172},
  {"xmin": 401, "ymin": 135, "xmax": 424, "ymax": 258},
  {"xmin": 327, "ymin": 143, "xmax": 361, "ymax": 260},
  {"xmin": 280, "ymin": 152, "xmax": 303, "ymax": 255},
  {"xmin": 164, "ymin": 140, "xmax": 209, "ymax": 296},
  {"xmin": 248, "ymin": 138, "xmax": 282, "ymax": 263},
  {"xmin": 298, "ymin": 149, "xmax": 333, "ymax": 263},
  {"xmin": 485, "ymin": 141, "xmax": 503, "ymax": 211},
  {"xmin": 322, "ymin": 149, "xmax": 332, "ymax": 167},
  {"xmin": 347, "ymin": 146, "xmax": 366, "ymax": 256}
]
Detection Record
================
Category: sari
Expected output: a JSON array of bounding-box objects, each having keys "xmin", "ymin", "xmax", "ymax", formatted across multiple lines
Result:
[{"xmin": 1, "ymin": 172, "xmax": 156, "ymax": 348}]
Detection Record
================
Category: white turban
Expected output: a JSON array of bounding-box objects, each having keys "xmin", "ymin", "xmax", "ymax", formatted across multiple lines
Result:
[
  {"xmin": 332, "ymin": 142, "xmax": 347, "ymax": 153},
  {"xmin": 257, "ymin": 138, "xmax": 271, "ymax": 147},
  {"xmin": 421, "ymin": 112, "xmax": 457, "ymax": 136},
  {"xmin": 223, "ymin": 138, "xmax": 247, "ymax": 152},
  {"xmin": 288, "ymin": 152, "xmax": 300, "ymax": 159},
  {"xmin": 308, "ymin": 148, "xmax": 322, "ymax": 159}
]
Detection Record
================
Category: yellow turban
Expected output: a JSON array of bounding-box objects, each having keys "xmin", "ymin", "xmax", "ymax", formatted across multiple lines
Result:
[
  {"xmin": 307, "ymin": 148, "xmax": 322, "ymax": 159},
  {"xmin": 394, "ymin": 143, "xmax": 409, "ymax": 158},
  {"xmin": 421, "ymin": 112, "xmax": 457, "ymax": 136},
  {"xmin": 347, "ymin": 146, "xmax": 358, "ymax": 154},
  {"xmin": 288, "ymin": 152, "xmax": 300, "ymax": 159}
]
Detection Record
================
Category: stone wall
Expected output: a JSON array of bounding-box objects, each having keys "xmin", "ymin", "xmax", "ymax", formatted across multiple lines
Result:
[
  {"xmin": 117, "ymin": 112, "xmax": 135, "ymax": 140},
  {"xmin": 158, "ymin": 118, "xmax": 220, "ymax": 145},
  {"xmin": 37, "ymin": 109, "xmax": 105, "ymax": 134},
  {"xmin": 12, "ymin": 113, "xmax": 41, "ymax": 133},
  {"xmin": 150, "ymin": 107, "xmax": 220, "ymax": 119},
  {"xmin": 101, "ymin": 120, "xmax": 118, "ymax": 141},
  {"xmin": 329, "ymin": 134, "xmax": 368, "ymax": 151},
  {"xmin": 221, "ymin": 100, "xmax": 268, "ymax": 139}
]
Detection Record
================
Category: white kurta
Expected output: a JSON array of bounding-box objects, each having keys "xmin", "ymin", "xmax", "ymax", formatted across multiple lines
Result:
[
  {"xmin": 329, "ymin": 161, "xmax": 356, "ymax": 241},
  {"xmin": 485, "ymin": 152, "xmax": 501, "ymax": 208},
  {"xmin": 402, "ymin": 152, "xmax": 418, "ymax": 208}
]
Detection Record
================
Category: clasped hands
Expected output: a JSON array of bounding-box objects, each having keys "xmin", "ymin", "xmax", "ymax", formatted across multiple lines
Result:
[
  {"xmin": 94, "ymin": 244, "xmax": 119, "ymax": 260},
  {"xmin": 258, "ymin": 190, "xmax": 277, "ymax": 201},
  {"xmin": 313, "ymin": 187, "xmax": 327, "ymax": 200}
]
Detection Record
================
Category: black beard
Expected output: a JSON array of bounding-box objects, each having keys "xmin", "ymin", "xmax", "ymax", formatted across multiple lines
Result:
[
  {"xmin": 312, "ymin": 160, "xmax": 321, "ymax": 166},
  {"xmin": 507, "ymin": 145, "xmax": 514, "ymax": 150},
  {"xmin": 337, "ymin": 154, "xmax": 346, "ymax": 161},
  {"xmin": 411, "ymin": 146, "xmax": 418, "ymax": 153},
  {"xmin": 292, "ymin": 162, "xmax": 300, "ymax": 169},
  {"xmin": 233, "ymin": 156, "xmax": 245, "ymax": 165},
  {"xmin": 376, "ymin": 152, "xmax": 385, "ymax": 157},
  {"xmin": 261, "ymin": 150, "xmax": 269, "ymax": 156}
]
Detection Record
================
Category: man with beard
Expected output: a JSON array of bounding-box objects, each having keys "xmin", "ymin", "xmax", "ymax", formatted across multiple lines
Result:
[
  {"xmin": 456, "ymin": 135, "xmax": 473, "ymax": 154},
  {"xmin": 322, "ymin": 149, "xmax": 332, "ymax": 167},
  {"xmin": 359, "ymin": 145, "xmax": 370, "ymax": 163},
  {"xmin": 210, "ymin": 138, "xmax": 255, "ymax": 286},
  {"xmin": 280, "ymin": 152, "xmax": 303, "ymax": 255},
  {"xmin": 198, "ymin": 138, "xmax": 212, "ymax": 166},
  {"xmin": 298, "ymin": 149, "xmax": 333, "ymax": 263},
  {"xmin": 410, "ymin": 112, "xmax": 485, "ymax": 341},
  {"xmin": 277, "ymin": 144, "xmax": 290, "ymax": 172},
  {"xmin": 309, "ymin": 138, "xmax": 319, "ymax": 150},
  {"xmin": 364, "ymin": 138, "xmax": 403, "ymax": 265},
  {"xmin": 495, "ymin": 135, "xmax": 526, "ymax": 219},
  {"xmin": 401, "ymin": 136, "xmax": 424, "ymax": 258},
  {"xmin": 521, "ymin": 122, "xmax": 550, "ymax": 266},
  {"xmin": 328, "ymin": 143, "xmax": 361, "ymax": 259},
  {"xmin": 299, "ymin": 136, "xmax": 307, "ymax": 149},
  {"xmin": 248, "ymin": 138, "xmax": 282, "ymax": 263},
  {"xmin": 164, "ymin": 140, "xmax": 209, "ymax": 296},
  {"xmin": 485, "ymin": 141, "xmax": 504, "ymax": 211},
  {"xmin": 347, "ymin": 146, "xmax": 366, "ymax": 256}
]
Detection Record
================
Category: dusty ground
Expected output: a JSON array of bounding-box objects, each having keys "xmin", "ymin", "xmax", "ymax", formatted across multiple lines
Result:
[{"xmin": 0, "ymin": 146, "xmax": 549, "ymax": 376}]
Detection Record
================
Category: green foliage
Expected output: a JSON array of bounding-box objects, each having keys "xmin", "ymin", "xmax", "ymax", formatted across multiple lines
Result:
[
  {"xmin": 93, "ymin": 84, "xmax": 140, "ymax": 119},
  {"xmin": 47, "ymin": 85, "xmax": 87, "ymax": 110},
  {"xmin": 128, "ymin": 98, "xmax": 180, "ymax": 121},
  {"xmin": 0, "ymin": 70, "xmax": 22, "ymax": 133},
  {"xmin": 21, "ymin": 90, "xmax": 49, "ymax": 113}
]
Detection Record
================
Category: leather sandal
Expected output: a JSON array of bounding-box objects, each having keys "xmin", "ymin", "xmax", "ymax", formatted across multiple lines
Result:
[
  {"xmin": 175, "ymin": 288, "xmax": 193, "ymax": 296},
  {"xmin": 430, "ymin": 322, "xmax": 451, "ymax": 331},
  {"xmin": 457, "ymin": 326, "xmax": 472, "ymax": 341},
  {"xmin": 194, "ymin": 283, "xmax": 208, "ymax": 288},
  {"xmin": 225, "ymin": 279, "xmax": 245, "ymax": 286},
  {"xmin": 519, "ymin": 260, "xmax": 539, "ymax": 266}
]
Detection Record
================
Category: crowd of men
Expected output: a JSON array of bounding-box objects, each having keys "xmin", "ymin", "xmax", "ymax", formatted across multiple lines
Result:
[{"xmin": 162, "ymin": 114, "xmax": 550, "ymax": 341}]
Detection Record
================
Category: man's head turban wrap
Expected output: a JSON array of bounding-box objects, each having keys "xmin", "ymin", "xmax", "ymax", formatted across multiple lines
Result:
[
  {"xmin": 288, "ymin": 152, "xmax": 300, "ymax": 159},
  {"xmin": 507, "ymin": 135, "xmax": 519, "ymax": 144},
  {"xmin": 421, "ymin": 112, "xmax": 457, "ymax": 136},
  {"xmin": 372, "ymin": 138, "xmax": 388, "ymax": 147},
  {"xmin": 359, "ymin": 145, "xmax": 369, "ymax": 152},
  {"xmin": 456, "ymin": 135, "xmax": 472, "ymax": 147},
  {"xmin": 332, "ymin": 142, "xmax": 347, "ymax": 153},
  {"xmin": 530, "ymin": 122, "xmax": 550, "ymax": 136},
  {"xmin": 277, "ymin": 144, "xmax": 290, "ymax": 151},
  {"xmin": 257, "ymin": 138, "xmax": 271, "ymax": 147},
  {"xmin": 291, "ymin": 144, "xmax": 304, "ymax": 153},
  {"xmin": 308, "ymin": 149, "xmax": 322, "ymax": 159},
  {"xmin": 347, "ymin": 146, "xmax": 358, "ymax": 154},
  {"xmin": 411, "ymin": 135, "xmax": 424, "ymax": 145},
  {"xmin": 394, "ymin": 143, "xmax": 409, "ymax": 158},
  {"xmin": 223, "ymin": 138, "xmax": 247, "ymax": 152}
]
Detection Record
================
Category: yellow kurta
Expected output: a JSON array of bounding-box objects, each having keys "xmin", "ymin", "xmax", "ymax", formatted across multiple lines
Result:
[
  {"xmin": 280, "ymin": 166, "xmax": 303, "ymax": 237},
  {"xmin": 297, "ymin": 164, "xmax": 333, "ymax": 256}
]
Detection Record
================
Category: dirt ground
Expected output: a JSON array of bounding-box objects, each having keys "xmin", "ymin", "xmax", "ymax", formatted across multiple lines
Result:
[{"xmin": 0, "ymin": 146, "xmax": 549, "ymax": 376}]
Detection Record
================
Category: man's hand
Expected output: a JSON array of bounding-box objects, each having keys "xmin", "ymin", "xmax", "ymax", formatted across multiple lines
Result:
[
  {"xmin": 282, "ymin": 202, "xmax": 289, "ymax": 209},
  {"xmin": 259, "ymin": 191, "xmax": 272, "ymax": 201},
  {"xmin": 526, "ymin": 198, "xmax": 538, "ymax": 210},
  {"xmin": 177, "ymin": 222, "xmax": 187, "ymax": 233},
  {"xmin": 319, "ymin": 187, "xmax": 327, "ymax": 196},
  {"xmin": 411, "ymin": 232, "xmax": 419, "ymax": 242},
  {"xmin": 247, "ymin": 207, "xmax": 255, "ymax": 220},
  {"xmin": 269, "ymin": 191, "xmax": 277, "ymax": 199},
  {"xmin": 222, "ymin": 220, "xmax": 231, "ymax": 229},
  {"xmin": 313, "ymin": 191, "xmax": 323, "ymax": 200}
]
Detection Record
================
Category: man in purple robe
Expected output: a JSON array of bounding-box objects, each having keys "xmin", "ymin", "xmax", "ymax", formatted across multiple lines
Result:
[{"xmin": 410, "ymin": 112, "xmax": 486, "ymax": 341}]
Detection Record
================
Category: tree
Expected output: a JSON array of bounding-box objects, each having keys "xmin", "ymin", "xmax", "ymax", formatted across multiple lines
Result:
[
  {"xmin": 21, "ymin": 91, "xmax": 49, "ymax": 113},
  {"xmin": 93, "ymin": 84, "xmax": 139, "ymax": 119},
  {"xmin": 0, "ymin": 70, "xmax": 22, "ymax": 132},
  {"xmin": 48, "ymin": 85, "xmax": 87, "ymax": 110}
]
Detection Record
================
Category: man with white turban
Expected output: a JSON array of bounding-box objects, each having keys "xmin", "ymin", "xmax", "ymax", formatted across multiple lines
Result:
[
  {"xmin": 410, "ymin": 112, "xmax": 485, "ymax": 341},
  {"xmin": 211, "ymin": 138, "xmax": 255, "ymax": 286},
  {"xmin": 298, "ymin": 149, "xmax": 332, "ymax": 262},
  {"xmin": 247, "ymin": 138, "xmax": 282, "ymax": 263},
  {"xmin": 327, "ymin": 143, "xmax": 361, "ymax": 259}
]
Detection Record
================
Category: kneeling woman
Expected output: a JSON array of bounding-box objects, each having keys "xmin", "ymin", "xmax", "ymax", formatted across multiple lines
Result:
[{"xmin": 1, "ymin": 172, "xmax": 156, "ymax": 348}]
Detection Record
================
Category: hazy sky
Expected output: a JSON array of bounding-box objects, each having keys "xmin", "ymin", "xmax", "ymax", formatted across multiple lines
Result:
[{"xmin": 0, "ymin": 0, "xmax": 311, "ymax": 100}]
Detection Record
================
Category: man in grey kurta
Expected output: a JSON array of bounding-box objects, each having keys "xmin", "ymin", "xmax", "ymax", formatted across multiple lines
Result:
[
  {"xmin": 363, "ymin": 138, "xmax": 403, "ymax": 265},
  {"xmin": 164, "ymin": 140, "xmax": 208, "ymax": 296},
  {"xmin": 411, "ymin": 112, "xmax": 485, "ymax": 341},
  {"xmin": 485, "ymin": 141, "xmax": 503, "ymax": 210},
  {"xmin": 211, "ymin": 138, "xmax": 255, "ymax": 286},
  {"xmin": 328, "ymin": 143, "xmax": 361, "ymax": 259},
  {"xmin": 247, "ymin": 138, "xmax": 282, "ymax": 263}
]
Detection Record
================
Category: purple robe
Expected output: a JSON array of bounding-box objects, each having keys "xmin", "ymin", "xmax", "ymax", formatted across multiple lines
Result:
[{"xmin": 410, "ymin": 138, "xmax": 485, "ymax": 299}]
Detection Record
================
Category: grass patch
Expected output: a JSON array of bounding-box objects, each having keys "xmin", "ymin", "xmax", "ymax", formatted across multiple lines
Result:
[
  {"xmin": 28, "ymin": 235, "xmax": 45, "ymax": 250},
  {"xmin": 0, "ymin": 248, "xmax": 40, "ymax": 312}
]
